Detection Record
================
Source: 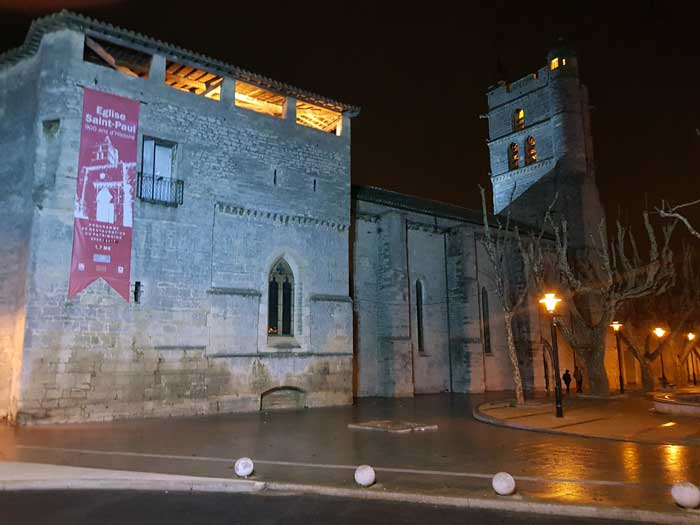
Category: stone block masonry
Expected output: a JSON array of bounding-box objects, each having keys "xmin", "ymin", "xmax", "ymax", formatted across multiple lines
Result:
[
  {"xmin": 486, "ymin": 47, "xmax": 605, "ymax": 250},
  {"xmin": 0, "ymin": 13, "xmax": 356, "ymax": 424},
  {"xmin": 1, "ymin": 13, "xmax": 611, "ymax": 422},
  {"xmin": 351, "ymin": 187, "xmax": 543, "ymax": 397}
]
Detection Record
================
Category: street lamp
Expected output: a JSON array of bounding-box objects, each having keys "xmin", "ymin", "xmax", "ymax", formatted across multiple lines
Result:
[
  {"xmin": 653, "ymin": 327, "xmax": 668, "ymax": 388},
  {"xmin": 688, "ymin": 332, "xmax": 697, "ymax": 386},
  {"xmin": 539, "ymin": 293, "xmax": 564, "ymax": 417},
  {"xmin": 610, "ymin": 321, "xmax": 624, "ymax": 394}
]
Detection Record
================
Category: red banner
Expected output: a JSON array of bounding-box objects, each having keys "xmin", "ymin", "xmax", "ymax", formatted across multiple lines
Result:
[{"xmin": 68, "ymin": 88, "xmax": 139, "ymax": 301}]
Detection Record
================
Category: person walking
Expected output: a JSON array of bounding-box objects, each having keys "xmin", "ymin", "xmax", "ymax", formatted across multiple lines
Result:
[
  {"xmin": 574, "ymin": 366, "xmax": 583, "ymax": 393},
  {"xmin": 562, "ymin": 369, "xmax": 572, "ymax": 395}
]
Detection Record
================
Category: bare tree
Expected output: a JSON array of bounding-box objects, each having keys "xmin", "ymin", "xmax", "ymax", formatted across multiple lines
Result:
[
  {"xmin": 619, "ymin": 245, "xmax": 700, "ymax": 390},
  {"xmin": 618, "ymin": 310, "xmax": 683, "ymax": 392},
  {"xmin": 479, "ymin": 186, "xmax": 552, "ymax": 404},
  {"xmin": 658, "ymin": 199, "xmax": 700, "ymax": 241},
  {"xmin": 525, "ymin": 212, "xmax": 676, "ymax": 395}
]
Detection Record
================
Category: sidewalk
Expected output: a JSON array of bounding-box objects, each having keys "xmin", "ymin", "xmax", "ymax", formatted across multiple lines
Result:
[
  {"xmin": 0, "ymin": 394, "xmax": 699, "ymax": 524},
  {"xmin": 474, "ymin": 391, "xmax": 700, "ymax": 445}
]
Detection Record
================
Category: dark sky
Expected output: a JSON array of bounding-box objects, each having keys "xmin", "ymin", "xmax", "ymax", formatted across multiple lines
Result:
[{"xmin": 1, "ymin": 0, "xmax": 699, "ymax": 225}]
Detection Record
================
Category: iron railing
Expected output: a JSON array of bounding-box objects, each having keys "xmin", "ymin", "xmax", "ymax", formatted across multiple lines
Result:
[{"xmin": 136, "ymin": 173, "xmax": 184, "ymax": 206}]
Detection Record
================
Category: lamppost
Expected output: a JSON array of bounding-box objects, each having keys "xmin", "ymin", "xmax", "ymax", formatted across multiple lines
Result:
[
  {"xmin": 540, "ymin": 293, "xmax": 564, "ymax": 417},
  {"xmin": 688, "ymin": 332, "xmax": 697, "ymax": 386},
  {"xmin": 610, "ymin": 321, "xmax": 624, "ymax": 394},
  {"xmin": 653, "ymin": 327, "xmax": 668, "ymax": 388}
]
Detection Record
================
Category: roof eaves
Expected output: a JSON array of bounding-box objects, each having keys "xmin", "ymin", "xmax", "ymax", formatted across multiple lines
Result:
[
  {"xmin": 0, "ymin": 10, "xmax": 361, "ymax": 115},
  {"xmin": 351, "ymin": 185, "xmax": 547, "ymax": 236},
  {"xmin": 352, "ymin": 185, "xmax": 484, "ymax": 226}
]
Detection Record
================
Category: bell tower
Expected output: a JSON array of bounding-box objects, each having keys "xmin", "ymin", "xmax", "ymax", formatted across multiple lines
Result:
[{"xmin": 485, "ymin": 45, "xmax": 604, "ymax": 249}]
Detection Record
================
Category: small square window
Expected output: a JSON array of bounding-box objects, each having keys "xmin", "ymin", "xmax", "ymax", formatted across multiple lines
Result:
[
  {"xmin": 138, "ymin": 138, "xmax": 183, "ymax": 206},
  {"xmin": 142, "ymin": 138, "xmax": 175, "ymax": 179}
]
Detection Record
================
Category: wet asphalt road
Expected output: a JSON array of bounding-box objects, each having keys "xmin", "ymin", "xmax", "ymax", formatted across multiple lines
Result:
[
  {"xmin": 3, "ymin": 394, "xmax": 697, "ymax": 484},
  {"xmin": 0, "ymin": 490, "xmax": 644, "ymax": 525},
  {"xmin": 1, "ymin": 394, "xmax": 698, "ymax": 510}
]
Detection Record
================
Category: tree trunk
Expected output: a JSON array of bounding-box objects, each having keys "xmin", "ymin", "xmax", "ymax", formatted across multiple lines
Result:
[
  {"xmin": 504, "ymin": 312, "xmax": 525, "ymax": 404},
  {"xmin": 585, "ymin": 339, "xmax": 610, "ymax": 395},
  {"xmin": 640, "ymin": 359, "xmax": 655, "ymax": 392}
]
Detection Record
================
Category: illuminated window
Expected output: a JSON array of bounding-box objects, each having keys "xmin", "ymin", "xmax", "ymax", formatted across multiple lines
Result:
[
  {"xmin": 235, "ymin": 80, "xmax": 285, "ymax": 118},
  {"xmin": 513, "ymin": 108, "xmax": 525, "ymax": 131},
  {"xmin": 562, "ymin": 57, "xmax": 567, "ymax": 66},
  {"xmin": 550, "ymin": 57, "xmax": 560, "ymax": 70},
  {"xmin": 165, "ymin": 61, "xmax": 224, "ymax": 100},
  {"xmin": 525, "ymin": 136, "xmax": 537, "ymax": 165},
  {"xmin": 296, "ymin": 101, "xmax": 341, "ymax": 134},
  {"xmin": 508, "ymin": 143, "xmax": 519, "ymax": 170}
]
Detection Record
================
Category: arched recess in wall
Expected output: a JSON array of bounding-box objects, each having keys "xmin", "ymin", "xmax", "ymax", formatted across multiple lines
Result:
[
  {"xmin": 260, "ymin": 386, "xmax": 306, "ymax": 411},
  {"xmin": 415, "ymin": 280, "xmax": 425, "ymax": 353},
  {"xmin": 268, "ymin": 258, "xmax": 294, "ymax": 336},
  {"xmin": 481, "ymin": 286, "xmax": 492, "ymax": 354}
]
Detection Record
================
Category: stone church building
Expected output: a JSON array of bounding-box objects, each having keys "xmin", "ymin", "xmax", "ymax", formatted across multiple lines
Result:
[{"xmin": 0, "ymin": 11, "xmax": 618, "ymax": 424}]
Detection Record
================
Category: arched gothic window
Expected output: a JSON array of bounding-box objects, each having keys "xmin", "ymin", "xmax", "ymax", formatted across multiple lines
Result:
[
  {"xmin": 525, "ymin": 136, "xmax": 537, "ymax": 165},
  {"xmin": 481, "ymin": 287, "xmax": 492, "ymax": 354},
  {"xmin": 513, "ymin": 108, "xmax": 525, "ymax": 130},
  {"xmin": 268, "ymin": 259, "xmax": 294, "ymax": 336},
  {"xmin": 508, "ymin": 143, "xmax": 519, "ymax": 170},
  {"xmin": 416, "ymin": 280, "xmax": 425, "ymax": 353}
]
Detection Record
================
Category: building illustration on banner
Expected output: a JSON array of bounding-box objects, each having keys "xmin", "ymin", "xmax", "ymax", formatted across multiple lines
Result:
[{"xmin": 75, "ymin": 136, "xmax": 135, "ymax": 228}]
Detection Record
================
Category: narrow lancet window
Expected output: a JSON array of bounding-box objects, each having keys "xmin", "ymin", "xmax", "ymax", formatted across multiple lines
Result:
[
  {"xmin": 525, "ymin": 136, "xmax": 537, "ymax": 165},
  {"xmin": 482, "ymin": 287, "xmax": 492, "ymax": 354},
  {"xmin": 508, "ymin": 143, "xmax": 519, "ymax": 170},
  {"xmin": 268, "ymin": 259, "xmax": 294, "ymax": 336},
  {"xmin": 416, "ymin": 281, "xmax": 425, "ymax": 353}
]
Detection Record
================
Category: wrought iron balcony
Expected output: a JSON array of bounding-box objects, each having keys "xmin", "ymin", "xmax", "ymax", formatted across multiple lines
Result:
[{"xmin": 136, "ymin": 173, "xmax": 184, "ymax": 206}]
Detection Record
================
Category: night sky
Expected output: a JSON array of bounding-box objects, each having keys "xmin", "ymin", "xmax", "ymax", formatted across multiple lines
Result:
[{"xmin": 1, "ymin": 0, "xmax": 699, "ymax": 227}]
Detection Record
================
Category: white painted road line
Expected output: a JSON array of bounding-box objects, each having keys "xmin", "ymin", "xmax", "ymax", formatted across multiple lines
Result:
[{"xmin": 16, "ymin": 445, "xmax": 642, "ymax": 487}]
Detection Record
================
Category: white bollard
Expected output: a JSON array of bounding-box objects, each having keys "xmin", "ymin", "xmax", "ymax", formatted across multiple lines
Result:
[
  {"xmin": 492, "ymin": 472, "xmax": 516, "ymax": 496},
  {"xmin": 354, "ymin": 464, "xmax": 376, "ymax": 487},
  {"xmin": 234, "ymin": 457, "xmax": 255, "ymax": 478},
  {"xmin": 671, "ymin": 482, "xmax": 700, "ymax": 509}
]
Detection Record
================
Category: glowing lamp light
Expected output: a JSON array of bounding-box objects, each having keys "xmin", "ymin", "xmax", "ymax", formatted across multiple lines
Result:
[
  {"xmin": 610, "ymin": 321, "xmax": 623, "ymax": 332},
  {"xmin": 688, "ymin": 332, "xmax": 696, "ymax": 342},
  {"xmin": 539, "ymin": 293, "xmax": 561, "ymax": 313},
  {"xmin": 653, "ymin": 327, "xmax": 667, "ymax": 338}
]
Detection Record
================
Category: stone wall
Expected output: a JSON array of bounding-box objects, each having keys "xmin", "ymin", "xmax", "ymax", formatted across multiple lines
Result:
[
  {"xmin": 407, "ymin": 227, "xmax": 449, "ymax": 393},
  {"xmin": 0, "ymin": 54, "xmax": 41, "ymax": 419},
  {"xmin": 352, "ymin": 188, "xmax": 544, "ymax": 397},
  {"xmin": 444, "ymin": 226, "xmax": 485, "ymax": 393},
  {"xmin": 5, "ymin": 28, "xmax": 353, "ymax": 423}
]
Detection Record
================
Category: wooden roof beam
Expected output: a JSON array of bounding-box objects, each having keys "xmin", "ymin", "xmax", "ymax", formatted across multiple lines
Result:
[{"xmin": 85, "ymin": 36, "xmax": 138, "ymax": 77}]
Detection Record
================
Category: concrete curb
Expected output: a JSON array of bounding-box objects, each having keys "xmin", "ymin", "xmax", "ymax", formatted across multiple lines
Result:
[
  {"xmin": 0, "ymin": 478, "xmax": 265, "ymax": 493},
  {"xmin": 0, "ymin": 462, "xmax": 265, "ymax": 493},
  {"xmin": 472, "ymin": 401, "xmax": 700, "ymax": 447},
  {"xmin": 265, "ymin": 481, "xmax": 700, "ymax": 525}
]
